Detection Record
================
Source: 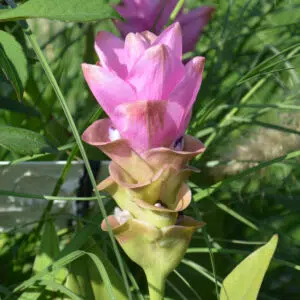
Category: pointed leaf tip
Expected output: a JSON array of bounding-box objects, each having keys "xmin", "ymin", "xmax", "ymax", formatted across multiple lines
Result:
[{"xmin": 220, "ymin": 234, "xmax": 278, "ymax": 300}]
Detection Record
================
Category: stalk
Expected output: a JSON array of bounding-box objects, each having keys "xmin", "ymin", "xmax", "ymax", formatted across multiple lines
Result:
[
  {"xmin": 145, "ymin": 271, "xmax": 166, "ymax": 300},
  {"xmin": 4, "ymin": 1, "xmax": 132, "ymax": 298}
]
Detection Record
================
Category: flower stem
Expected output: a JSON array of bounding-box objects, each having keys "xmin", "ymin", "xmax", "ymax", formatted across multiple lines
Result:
[
  {"xmin": 4, "ymin": 1, "xmax": 132, "ymax": 298},
  {"xmin": 145, "ymin": 271, "xmax": 166, "ymax": 300}
]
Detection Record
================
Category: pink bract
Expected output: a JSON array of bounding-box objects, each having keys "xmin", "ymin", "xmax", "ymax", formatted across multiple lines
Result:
[
  {"xmin": 115, "ymin": 0, "xmax": 215, "ymax": 53},
  {"xmin": 82, "ymin": 23, "xmax": 205, "ymax": 154}
]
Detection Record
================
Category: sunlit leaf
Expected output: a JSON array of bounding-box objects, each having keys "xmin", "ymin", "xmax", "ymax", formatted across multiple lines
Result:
[
  {"xmin": 0, "ymin": 0, "xmax": 120, "ymax": 22},
  {"xmin": 88, "ymin": 242, "xmax": 127, "ymax": 300},
  {"xmin": 0, "ymin": 30, "xmax": 28, "ymax": 100},
  {"xmin": 220, "ymin": 235, "xmax": 278, "ymax": 300},
  {"xmin": 65, "ymin": 255, "xmax": 96, "ymax": 299},
  {"xmin": 40, "ymin": 280, "xmax": 83, "ymax": 300},
  {"xmin": 18, "ymin": 289, "xmax": 42, "ymax": 300},
  {"xmin": 65, "ymin": 238, "xmax": 127, "ymax": 300},
  {"xmin": 0, "ymin": 126, "xmax": 57, "ymax": 155},
  {"xmin": 33, "ymin": 219, "xmax": 67, "ymax": 283},
  {"xmin": 19, "ymin": 220, "xmax": 62, "ymax": 300}
]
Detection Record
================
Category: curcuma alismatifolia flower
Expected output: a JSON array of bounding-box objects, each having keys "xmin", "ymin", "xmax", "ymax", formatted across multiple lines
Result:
[
  {"xmin": 82, "ymin": 23, "xmax": 205, "ymax": 299},
  {"xmin": 114, "ymin": 0, "xmax": 215, "ymax": 53}
]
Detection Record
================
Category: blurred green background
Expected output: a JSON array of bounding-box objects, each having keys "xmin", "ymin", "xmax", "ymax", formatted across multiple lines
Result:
[{"xmin": 1, "ymin": 0, "xmax": 300, "ymax": 299}]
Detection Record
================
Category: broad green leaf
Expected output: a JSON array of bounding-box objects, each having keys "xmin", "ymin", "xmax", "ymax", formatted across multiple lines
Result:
[
  {"xmin": 41, "ymin": 279, "xmax": 83, "ymax": 300},
  {"xmin": 13, "ymin": 250, "xmax": 85, "ymax": 294},
  {"xmin": 33, "ymin": 219, "xmax": 67, "ymax": 283},
  {"xmin": 0, "ymin": 126, "xmax": 57, "ymax": 155},
  {"xmin": 33, "ymin": 219, "xmax": 59, "ymax": 273},
  {"xmin": 10, "ymin": 246, "xmax": 117, "ymax": 299},
  {"xmin": 18, "ymin": 289, "xmax": 42, "ymax": 300},
  {"xmin": 58, "ymin": 215, "xmax": 103, "ymax": 259},
  {"xmin": 0, "ymin": 97, "xmax": 39, "ymax": 116},
  {"xmin": 0, "ymin": 30, "xmax": 28, "ymax": 100},
  {"xmin": 65, "ymin": 255, "xmax": 96, "ymax": 299},
  {"xmin": 220, "ymin": 235, "xmax": 278, "ymax": 300},
  {"xmin": 65, "ymin": 239, "xmax": 127, "ymax": 300},
  {"xmin": 0, "ymin": 0, "xmax": 120, "ymax": 22},
  {"xmin": 88, "ymin": 242, "xmax": 127, "ymax": 300},
  {"xmin": 20, "ymin": 219, "xmax": 64, "ymax": 300},
  {"xmin": 67, "ymin": 250, "xmax": 116, "ymax": 300}
]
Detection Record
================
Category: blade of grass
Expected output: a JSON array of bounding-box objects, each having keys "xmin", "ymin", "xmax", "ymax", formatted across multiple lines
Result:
[
  {"xmin": 194, "ymin": 149, "xmax": 300, "ymax": 202},
  {"xmin": 0, "ymin": 189, "xmax": 97, "ymax": 201},
  {"xmin": 173, "ymin": 269, "xmax": 202, "ymax": 300},
  {"xmin": 200, "ymin": 77, "xmax": 267, "ymax": 149},
  {"xmin": 4, "ymin": 1, "xmax": 131, "ymax": 298},
  {"xmin": 213, "ymin": 201, "xmax": 259, "ymax": 231},
  {"xmin": 8, "ymin": 142, "xmax": 75, "ymax": 165},
  {"xmin": 186, "ymin": 248, "xmax": 300, "ymax": 271},
  {"xmin": 190, "ymin": 201, "xmax": 220, "ymax": 299},
  {"xmin": 124, "ymin": 264, "xmax": 145, "ymax": 300},
  {"xmin": 40, "ymin": 279, "xmax": 83, "ymax": 300},
  {"xmin": 166, "ymin": 280, "xmax": 188, "ymax": 300},
  {"xmin": 6, "ymin": 250, "xmax": 115, "ymax": 298},
  {"xmin": 167, "ymin": 0, "xmax": 184, "ymax": 24},
  {"xmin": 181, "ymin": 259, "xmax": 222, "ymax": 287}
]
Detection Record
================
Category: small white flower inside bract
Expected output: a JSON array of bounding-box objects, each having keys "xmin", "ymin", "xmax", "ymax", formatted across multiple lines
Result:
[
  {"xmin": 114, "ymin": 207, "xmax": 131, "ymax": 225},
  {"xmin": 109, "ymin": 127, "xmax": 121, "ymax": 142},
  {"xmin": 172, "ymin": 136, "xmax": 184, "ymax": 151}
]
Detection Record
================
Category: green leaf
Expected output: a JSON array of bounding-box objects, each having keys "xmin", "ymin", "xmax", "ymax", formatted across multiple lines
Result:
[
  {"xmin": 0, "ymin": 126, "xmax": 57, "ymax": 155},
  {"xmin": 65, "ymin": 239, "xmax": 127, "ymax": 300},
  {"xmin": 0, "ymin": 0, "xmax": 120, "ymax": 22},
  {"xmin": 65, "ymin": 255, "xmax": 96, "ymax": 299},
  {"xmin": 18, "ymin": 289, "xmax": 42, "ymax": 300},
  {"xmin": 88, "ymin": 242, "xmax": 127, "ymax": 300},
  {"xmin": 20, "ymin": 219, "xmax": 65, "ymax": 300},
  {"xmin": 220, "ymin": 235, "xmax": 278, "ymax": 300},
  {"xmin": 0, "ymin": 30, "xmax": 28, "ymax": 100},
  {"xmin": 12, "ymin": 250, "xmax": 85, "ymax": 294},
  {"xmin": 0, "ymin": 97, "xmax": 39, "ymax": 116},
  {"xmin": 40, "ymin": 279, "xmax": 83, "ymax": 300},
  {"xmin": 33, "ymin": 219, "xmax": 67, "ymax": 282}
]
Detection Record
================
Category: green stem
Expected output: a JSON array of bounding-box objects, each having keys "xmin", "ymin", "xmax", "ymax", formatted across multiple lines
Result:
[
  {"xmin": 4, "ymin": 1, "xmax": 132, "ymax": 299},
  {"xmin": 145, "ymin": 271, "xmax": 166, "ymax": 300},
  {"xmin": 168, "ymin": 0, "xmax": 184, "ymax": 25}
]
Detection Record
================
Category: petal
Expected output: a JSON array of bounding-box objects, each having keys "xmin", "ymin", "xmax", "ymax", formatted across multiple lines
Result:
[
  {"xmin": 101, "ymin": 217, "xmax": 162, "ymax": 244},
  {"xmin": 112, "ymin": 100, "xmax": 179, "ymax": 152},
  {"xmin": 101, "ymin": 216, "xmax": 199, "ymax": 279},
  {"xmin": 109, "ymin": 162, "xmax": 170, "ymax": 205},
  {"xmin": 143, "ymin": 135, "xmax": 206, "ymax": 171},
  {"xmin": 160, "ymin": 170, "xmax": 193, "ymax": 209},
  {"xmin": 116, "ymin": 0, "xmax": 157, "ymax": 19},
  {"xmin": 168, "ymin": 56, "xmax": 205, "ymax": 137},
  {"xmin": 95, "ymin": 31, "xmax": 127, "ymax": 78},
  {"xmin": 178, "ymin": 6, "xmax": 215, "ymax": 25},
  {"xmin": 152, "ymin": 0, "xmax": 178, "ymax": 33},
  {"xmin": 99, "ymin": 177, "xmax": 177, "ymax": 228},
  {"xmin": 114, "ymin": 17, "xmax": 150, "ymax": 37},
  {"xmin": 82, "ymin": 63, "xmax": 136, "ymax": 116},
  {"xmin": 153, "ymin": 22, "xmax": 182, "ymax": 59},
  {"xmin": 135, "ymin": 181, "xmax": 192, "ymax": 212},
  {"xmin": 140, "ymin": 30, "xmax": 158, "ymax": 44},
  {"xmin": 124, "ymin": 32, "xmax": 149, "ymax": 72},
  {"xmin": 82, "ymin": 119, "xmax": 154, "ymax": 182},
  {"xmin": 177, "ymin": 6, "xmax": 215, "ymax": 53},
  {"xmin": 128, "ymin": 44, "xmax": 185, "ymax": 100}
]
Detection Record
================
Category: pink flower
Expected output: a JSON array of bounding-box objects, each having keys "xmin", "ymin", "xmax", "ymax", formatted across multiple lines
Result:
[
  {"xmin": 115, "ymin": 0, "xmax": 215, "ymax": 53},
  {"xmin": 82, "ymin": 23, "xmax": 205, "ymax": 154}
]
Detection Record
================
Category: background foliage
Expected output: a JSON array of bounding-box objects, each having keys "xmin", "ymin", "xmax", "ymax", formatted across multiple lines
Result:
[{"xmin": 1, "ymin": 0, "xmax": 300, "ymax": 299}]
